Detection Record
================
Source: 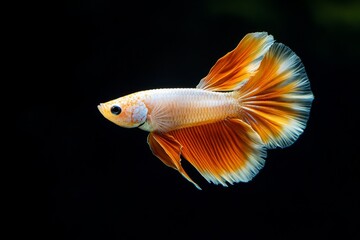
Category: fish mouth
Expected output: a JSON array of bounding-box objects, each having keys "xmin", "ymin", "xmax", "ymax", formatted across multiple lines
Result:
[{"xmin": 97, "ymin": 104, "xmax": 104, "ymax": 115}]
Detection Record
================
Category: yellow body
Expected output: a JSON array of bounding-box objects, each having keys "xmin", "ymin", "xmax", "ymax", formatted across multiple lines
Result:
[{"xmin": 99, "ymin": 88, "xmax": 240, "ymax": 133}]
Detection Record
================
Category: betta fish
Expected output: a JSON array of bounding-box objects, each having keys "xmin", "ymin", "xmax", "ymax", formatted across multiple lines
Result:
[{"xmin": 97, "ymin": 32, "xmax": 314, "ymax": 189}]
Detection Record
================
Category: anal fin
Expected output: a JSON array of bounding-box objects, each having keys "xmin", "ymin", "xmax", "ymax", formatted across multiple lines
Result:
[{"xmin": 148, "ymin": 119, "xmax": 267, "ymax": 188}]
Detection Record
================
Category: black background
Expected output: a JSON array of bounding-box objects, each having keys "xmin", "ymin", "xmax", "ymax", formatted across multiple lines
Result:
[{"xmin": 18, "ymin": 0, "xmax": 359, "ymax": 239}]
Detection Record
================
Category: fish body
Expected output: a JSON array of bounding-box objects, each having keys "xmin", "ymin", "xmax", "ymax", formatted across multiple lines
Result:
[
  {"xmin": 99, "ymin": 88, "xmax": 240, "ymax": 133},
  {"xmin": 98, "ymin": 32, "xmax": 314, "ymax": 189}
]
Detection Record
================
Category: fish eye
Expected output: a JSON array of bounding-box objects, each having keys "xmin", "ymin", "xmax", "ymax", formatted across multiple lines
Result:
[{"xmin": 110, "ymin": 105, "xmax": 122, "ymax": 115}]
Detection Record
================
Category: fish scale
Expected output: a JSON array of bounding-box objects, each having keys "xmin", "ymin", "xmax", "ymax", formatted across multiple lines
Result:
[{"xmin": 141, "ymin": 88, "xmax": 239, "ymax": 131}]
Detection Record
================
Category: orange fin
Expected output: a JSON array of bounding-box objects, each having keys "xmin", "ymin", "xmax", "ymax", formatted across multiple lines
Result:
[
  {"xmin": 196, "ymin": 32, "xmax": 274, "ymax": 91},
  {"xmin": 238, "ymin": 43, "xmax": 314, "ymax": 149},
  {"xmin": 147, "ymin": 132, "xmax": 201, "ymax": 189},
  {"xmin": 169, "ymin": 119, "xmax": 266, "ymax": 187}
]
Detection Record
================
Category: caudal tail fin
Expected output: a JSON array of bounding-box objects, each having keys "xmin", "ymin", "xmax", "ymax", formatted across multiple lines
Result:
[{"xmin": 238, "ymin": 43, "xmax": 314, "ymax": 149}]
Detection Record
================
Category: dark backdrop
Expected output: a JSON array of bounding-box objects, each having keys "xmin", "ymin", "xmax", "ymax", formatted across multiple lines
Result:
[{"xmin": 18, "ymin": 0, "xmax": 359, "ymax": 239}]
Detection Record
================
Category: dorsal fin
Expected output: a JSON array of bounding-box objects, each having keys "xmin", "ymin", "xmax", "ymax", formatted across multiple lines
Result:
[{"xmin": 196, "ymin": 32, "xmax": 274, "ymax": 91}]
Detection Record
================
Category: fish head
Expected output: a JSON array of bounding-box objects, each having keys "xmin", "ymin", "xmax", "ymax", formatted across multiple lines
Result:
[{"xmin": 97, "ymin": 94, "xmax": 148, "ymax": 128}]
